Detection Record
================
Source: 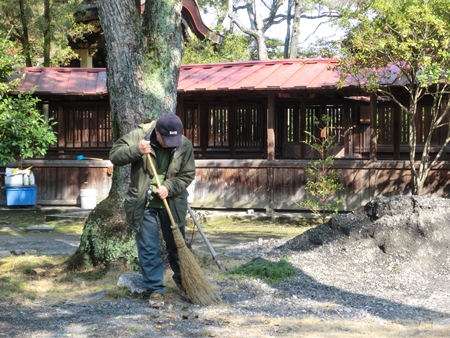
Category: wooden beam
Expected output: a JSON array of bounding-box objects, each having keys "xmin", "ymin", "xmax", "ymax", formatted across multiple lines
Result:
[
  {"xmin": 370, "ymin": 93, "xmax": 377, "ymax": 161},
  {"xmin": 267, "ymin": 93, "xmax": 275, "ymax": 160}
]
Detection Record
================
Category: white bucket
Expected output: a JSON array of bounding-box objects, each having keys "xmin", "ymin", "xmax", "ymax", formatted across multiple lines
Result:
[{"xmin": 80, "ymin": 189, "xmax": 97, "ymax": 209}]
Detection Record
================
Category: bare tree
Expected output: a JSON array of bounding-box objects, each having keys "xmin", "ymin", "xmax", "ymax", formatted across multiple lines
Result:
[
  {"xmin": 227, "ymin": 0, "xmax": 344, "ymax": 60},
  {"xmin": 286, "ymin": 0, "xmax": 343, "ymax": 58},
  {"xmin": 228, "ymin": 0, "xmax": 286, "ymax": 60}
]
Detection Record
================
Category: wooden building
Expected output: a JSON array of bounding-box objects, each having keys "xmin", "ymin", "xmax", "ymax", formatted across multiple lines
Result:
[{"xmin": 2, "ymin": 58, "xmax": 450, "ymax": 210}]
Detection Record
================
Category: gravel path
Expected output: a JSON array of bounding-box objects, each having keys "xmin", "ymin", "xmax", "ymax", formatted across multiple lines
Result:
[{"xmin": 1, "ymin": 196, "xmax": 450, "ymax": 337}]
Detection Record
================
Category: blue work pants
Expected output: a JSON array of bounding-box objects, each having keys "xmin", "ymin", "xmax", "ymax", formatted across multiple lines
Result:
[{"xmin": 135, "ymin": 208, "xmax": 185, "ymax": 294}]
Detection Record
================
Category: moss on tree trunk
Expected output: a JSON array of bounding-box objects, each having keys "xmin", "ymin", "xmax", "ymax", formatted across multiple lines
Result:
[{"xmin": 67, "ymin": 190, "xmax": 138, "ymax": 271}]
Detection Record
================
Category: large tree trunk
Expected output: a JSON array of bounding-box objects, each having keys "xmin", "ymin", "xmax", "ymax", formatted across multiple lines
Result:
[{"xmin": 68, "ymin": 0, "xmax": 184, "ymax": 270}]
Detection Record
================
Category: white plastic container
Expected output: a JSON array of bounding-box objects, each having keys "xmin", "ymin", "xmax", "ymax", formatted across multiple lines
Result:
[
  {"xmin": 5, "ymin": 168, "xmax": 32, "ymax": 187},
  {"xmin": 29, "ymin": 172, "xmax": 35, "ymax": 185},
  {"xmin": 5, "ymin": 174, "xmax": 24, "ymax": 187},
  {"xmin": 23, "ymin": 174, "xmax": 30, "ymax": 186},
  {"xmin": 80, "ymin": 189, "xmax": 97, "ymax": 209}
]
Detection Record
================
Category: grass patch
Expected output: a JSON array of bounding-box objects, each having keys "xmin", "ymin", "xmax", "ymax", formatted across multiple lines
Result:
[
  {"xmin": 225, "ymin": 257, "xmax": 297, "ymax": 284},
  {"xmin": 71, "ymin": 266, "xmax": 109, "ymax": 281},
  {"xmin": 0, "ymin": 255, "xmax": 67, "ymax": 300},
  {"xmin": 0, "ymin": 254, "xmax": 127, "ymax": 303},
  {"xmin": 106, "ymin": 287, "xmax": 130, "ymax": 299},
  {"xmin": 0, "ymin": 209, "xmax": 84, "ymax": 236},
  {"xmin": 51, "ymin": 221, "xmax": 84, "ymax": 235},
  {"xmin": 185, "ymin": 218, "xmax": 317, "ymax": 247}
]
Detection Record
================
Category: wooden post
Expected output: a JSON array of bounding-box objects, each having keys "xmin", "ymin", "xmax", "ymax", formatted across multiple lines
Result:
[
  {"xmin": 393, "ymin": 103, "xmax": 401, "ymax": 159},
  {"xmin": 370, "ymin": 93, "xmax": 377, "ymax": 161},
  {"xmin": 266, "ymin": 93, "xmax": 275, "ymax": 214},
  {"xmin": 267, "ymin": 93, "xmax": 275, "ymax": 160}
]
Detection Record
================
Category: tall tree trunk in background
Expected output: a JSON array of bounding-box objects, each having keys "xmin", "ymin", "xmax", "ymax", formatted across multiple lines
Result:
[
  {"xmin": 42, "ymin": 0, "xmax": 50, "ymax": 67},
  {"xmin": 289, "ymin": 0, "xmax": 302, "ymax": 59},
  {"xmin": 68, "ymin": 0, "xmax": 184, "ymax": 270},
  {"xmin": 284, "ymin": 0, "xmax": 293, "ymax": 59},
  {"xmin": 18, "ymin": 0, "xmax": 32, "ymax": 67}
]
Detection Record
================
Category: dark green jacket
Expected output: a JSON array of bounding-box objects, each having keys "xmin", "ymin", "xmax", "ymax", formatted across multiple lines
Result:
[{"xmin": 109, "ymin": 121, "xmax": 196, "ymax": 231}]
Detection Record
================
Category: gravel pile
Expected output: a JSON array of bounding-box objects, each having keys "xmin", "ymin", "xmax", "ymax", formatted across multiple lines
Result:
[{"xmin": 1, "ymin": 195, "xmax": 450, "ymax": 337}]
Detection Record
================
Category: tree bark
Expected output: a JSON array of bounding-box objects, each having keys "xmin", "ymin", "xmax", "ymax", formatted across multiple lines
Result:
[
  {"xmin": 289, "ymin": 0, "xmax": 302, "ymax": 59},
  {"xmin": 284, "ymin": 0, "xmax": 293, "ymax": 59},
  {"xmin": 18, "ymin": 0, "xmax": 32, "ymax": 67},
  {"xmin": 228, "ymin": 0, "xmax": 268, "ymax": 60},
  {"xmin": 43, "ymin": 0, "xmax": 50, "ymax": 67},
  {"xmin": 69, "ymin": 0, "xmax": 184, "ymax": 270}
]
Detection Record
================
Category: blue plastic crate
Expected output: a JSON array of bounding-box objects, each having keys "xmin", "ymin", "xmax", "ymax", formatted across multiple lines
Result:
[{"xmin": 6, "ymin": 186, "xmax": 37, "ymax": 206}]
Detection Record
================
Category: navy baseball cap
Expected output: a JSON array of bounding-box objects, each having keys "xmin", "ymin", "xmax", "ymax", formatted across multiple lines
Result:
[{"xmin": 155, "ymin": 113, "xmax": 183, "ymax": 147}]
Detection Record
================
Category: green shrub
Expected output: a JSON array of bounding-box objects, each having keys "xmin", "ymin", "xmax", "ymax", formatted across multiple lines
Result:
[{"xmin": 298, "ymin": 115, "xmax": 344, "ymax": 223}]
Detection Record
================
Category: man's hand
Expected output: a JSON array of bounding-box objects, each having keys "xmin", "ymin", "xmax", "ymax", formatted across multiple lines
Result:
[
  {"xmin": 156, "ymin": 185, "xmax": 169, "ymax": 200},
  {"xmin": 139, "ymin": 140, "xmax": 151, "ymax": 154}
]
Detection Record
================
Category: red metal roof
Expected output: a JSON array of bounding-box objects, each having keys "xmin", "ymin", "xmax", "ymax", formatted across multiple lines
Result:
[
  {"xmin": 15, "ymin": 59, "xmax": 362, "ymax": 96},
  {"xmin": 15, "ymin": 67, "xmax": 107, "ymax": 95},
  {"xmin": 178, "ymin": 59, "xmax": 345, "ymax": 91}
]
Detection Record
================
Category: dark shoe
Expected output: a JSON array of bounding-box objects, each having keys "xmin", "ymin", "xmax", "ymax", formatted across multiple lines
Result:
[{"xmin": 149, "ymin": 292, "xmax": 164, "ymax": 308}]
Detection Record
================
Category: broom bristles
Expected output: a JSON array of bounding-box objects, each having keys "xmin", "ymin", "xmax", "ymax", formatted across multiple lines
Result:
[
  {"xmin": 179, "ymin": 245, "xmax": 222, "ymax": 305},
  {"xmin": 172, "ymin": 224, "xmax": 222, "ymax": 306}
]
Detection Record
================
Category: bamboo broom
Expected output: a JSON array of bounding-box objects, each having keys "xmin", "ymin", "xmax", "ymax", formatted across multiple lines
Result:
[{"xmin": 146, "ymin": 153, "xmax": 221, "ymax": 306}]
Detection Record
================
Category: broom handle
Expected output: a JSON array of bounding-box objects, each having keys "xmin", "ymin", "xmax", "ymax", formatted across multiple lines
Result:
[{"xmin": 146, "ymin": 153, "xmax": 178, "ymax": 229}]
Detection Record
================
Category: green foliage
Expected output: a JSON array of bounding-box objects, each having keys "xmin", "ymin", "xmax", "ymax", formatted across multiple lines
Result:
[
  {"xmin": 337, "ymin": 0, "xmax": 450, "ymax": 195},
  {"xmin": 265, "ymin": 37, "xmax": 285, "ymax": 60},
  {"xmin": 0, "ymin": 32, "xmax": 20, "ymax": 94},
  {"xmin": 0, "ymin": 33, "xmax": 57, "ymax": 167},
  {"xmin": 0, "ymin": 0, "xmax": 88, "ymax": 67},
  {"xmin": 0, "ymin": 94, "xmax": 57, "ymax": 167},
  {"xmin": 226, "ymin": 257, "xmax": 296, "ymax": 284},
  {"xmin": 338, "ymin": 0, "xmax": 450, "ymax": 90},
  {"xmin": 297, "ymin": 37, "xmax": 341, "ymax": 58},
  {"xmin": 298, "ymin": 115, "xmax": 344, "ymax": 223},
  {"xmin": 182, "ymin": 32, "xmax": 251, "ymax": 64}
]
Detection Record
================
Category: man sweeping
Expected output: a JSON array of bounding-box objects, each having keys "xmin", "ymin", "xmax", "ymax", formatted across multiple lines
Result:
[{"xmin": 109, "ymin": 113, "xmax": 195, "ymax": 308}]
